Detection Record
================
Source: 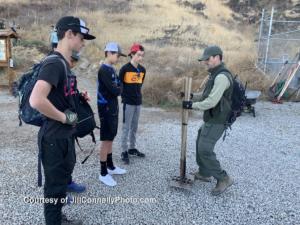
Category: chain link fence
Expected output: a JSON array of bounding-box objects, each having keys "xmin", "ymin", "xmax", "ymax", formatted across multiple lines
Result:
[{"xmin": 256, "ymin": 7, "xmax": 300, "ymax": 90}]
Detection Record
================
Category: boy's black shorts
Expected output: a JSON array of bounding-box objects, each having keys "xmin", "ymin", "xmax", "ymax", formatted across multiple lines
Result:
[{"xmin": 98, "ymin": 103, "xmax": 118, "ymax": 141}]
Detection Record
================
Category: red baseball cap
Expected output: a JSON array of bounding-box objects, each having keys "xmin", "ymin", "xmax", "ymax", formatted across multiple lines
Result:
[{"xmin": 129, "ymin": 43, "xmax": 144, "ymax": 55}]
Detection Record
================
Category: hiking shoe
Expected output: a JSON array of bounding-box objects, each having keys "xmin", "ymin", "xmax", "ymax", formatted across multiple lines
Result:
[
  {"xmin": 121, "ymin": 151, "xmax": 129, "ymax": 164},
  {"xmin": 128, "ymin": 148, "xmax": 145, "ymax": 157},
  {"xmin": 108, "ymin": 166, "xmax": 127, "ymax": 175},
  {"xmin": 99, "ymin": 174, "xmax": 117, "ymax": 187},
  {"xmin": 211, "ymin": 175, "xmax": 234, "ymax": 196},
  {"xmin": 61, "ymin": 214, "xmax": 83, "ymax": 225},
  {"xmin": 193, "ymin": 172, "xmax": 211, "ymax": 182},
  {"xmin": 67, "ymin": 181, "xmax": 86, "ymax": 193}
]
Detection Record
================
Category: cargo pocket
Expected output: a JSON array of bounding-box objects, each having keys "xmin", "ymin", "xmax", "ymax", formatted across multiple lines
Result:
[
  {"xmin": 41, "ymin": 138, "xmax": 64, "ymax": 173},
  {"xmin": 200, "ymin": 123, "xmax": 213, "ymax": 137}
]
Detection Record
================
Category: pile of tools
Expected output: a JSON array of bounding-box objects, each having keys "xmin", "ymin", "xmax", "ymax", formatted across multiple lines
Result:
[{"xmin": 268, "ymin": 52, "xmax": 300, "ymax": 103}]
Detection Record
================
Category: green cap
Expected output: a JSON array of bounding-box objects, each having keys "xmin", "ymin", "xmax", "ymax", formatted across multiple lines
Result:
[
  {"xmin": 71, "ymin": 50, "xmax": 80, "ymax": 61},
  {"xmin": 198, "ymin": 45, "xmax": 223, "ymax": 61}
]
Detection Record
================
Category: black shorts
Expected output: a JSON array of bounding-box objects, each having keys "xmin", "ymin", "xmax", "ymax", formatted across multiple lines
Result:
[{"xmin": 98, "ymin": 103, "xmax": 118, "ymax": 141}]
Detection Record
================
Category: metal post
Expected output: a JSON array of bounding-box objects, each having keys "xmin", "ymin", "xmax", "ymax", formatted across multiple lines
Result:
[
  {"xmin": 264, "ymin": 7, "xmax": 274, "ymax": 73},
  {"xmin": 257, "ymin": 9, "xmax": 265, "ymax": 67}
]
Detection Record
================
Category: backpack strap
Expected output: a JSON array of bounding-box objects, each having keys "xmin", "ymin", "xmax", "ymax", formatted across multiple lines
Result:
[
  {"xmin": 222, "ymin": 73, "xmax": 233, "ymax": 141},
  {"xmin": 74, "ymin": 125, "xmax": 100, "ymax": 164},
  {"xmin": 37, "ymin": 121, "xmax": 48, "ymax": 187},
  {"xmin": 41, "ymin": 54, "xmax": 70, "ymax": 91},
  {"xmin": 217, "ymin": 69, "xmax": 233, "ymax": 91},
  {"xmin": 214, "ymin": 69, "xmax": 234, "ymax": 141},
  {"xmin": 75, "ymin": 131, "xmax": 97, "ymax": 164},
  {"xmin": 80, "ymin": 132, "xmax": 96, "ymax": 164}
]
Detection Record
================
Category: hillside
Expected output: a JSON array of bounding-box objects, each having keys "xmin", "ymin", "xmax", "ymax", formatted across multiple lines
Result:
[
  {"xmin": 0, "ymin": 0, "xmax": 297, "ymax": 105},
  {"xmin": 225, "ymin": 0, "xmax": 300, "ymax": 21}
]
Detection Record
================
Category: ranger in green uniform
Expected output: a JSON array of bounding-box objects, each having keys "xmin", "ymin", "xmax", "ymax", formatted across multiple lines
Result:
[{"xmin": 183, "ymin": 45, "xmax": 234, "ymax": 196}]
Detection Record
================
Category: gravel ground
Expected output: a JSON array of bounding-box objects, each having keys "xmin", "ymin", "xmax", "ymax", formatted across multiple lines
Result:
[{"xmin": 0, "ymin": 87, "xmax": 299, "ymax": 225}]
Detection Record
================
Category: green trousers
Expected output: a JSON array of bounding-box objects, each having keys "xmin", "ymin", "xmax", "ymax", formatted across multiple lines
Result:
[{"xmin": 196, "ymin": 122, "xmax": 227, "ymax": 181}]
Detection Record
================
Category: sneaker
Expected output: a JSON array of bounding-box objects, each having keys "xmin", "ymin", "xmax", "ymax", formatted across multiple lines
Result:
[
  {"xmin": 67, "ymin": 181, "xmax": 86, "ymax": 193},
  {"xmin": 108, "ymin": 166, "xmax": 127, "ymax": 175},
  {"xmin": 121, "ymin": 151, "xmax": 129, "ymax": 164},
  {"xmin": 211, "ymin": 175, "xmax": 234, "ymax": 196},
  {"xmin": 128, "ymin": 148, "xmax": 145, "ymax": 157},
  {"xmin": 99, "ymin": 174, "xmax": 117, "ymax": 187},
  {"xmin": 61, "ymin": 214, "xmax": 83, "ymax": 225}
]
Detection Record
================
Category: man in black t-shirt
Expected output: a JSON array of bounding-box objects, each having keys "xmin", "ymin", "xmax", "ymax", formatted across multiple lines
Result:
[{"xmin": 30, "ymin": 16, "xmax": 95, "ymax": 225}]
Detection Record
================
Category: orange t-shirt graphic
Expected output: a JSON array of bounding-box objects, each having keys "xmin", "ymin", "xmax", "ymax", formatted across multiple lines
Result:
[{"xmin": 123, "ymin": 72, "xmax": 145, "ymax": 84}]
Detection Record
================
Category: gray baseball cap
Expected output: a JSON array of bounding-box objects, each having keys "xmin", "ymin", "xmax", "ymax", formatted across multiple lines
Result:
[
  {"xmin": 198, "ymin": 45, "xmax": 223, "ymax": 61},
  {"xmin": 104, "ymin": 42, "xmax": 126, "ymax": 57}
]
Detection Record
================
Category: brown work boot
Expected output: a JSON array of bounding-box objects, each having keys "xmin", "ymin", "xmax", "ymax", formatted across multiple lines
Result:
[
  {"xmin": 211, "ymin": 175, "xmax": 234, "ymax": 196},
  {"xmin": 192, "ymin": 172, "xmax": 211, "ymax": 182}
]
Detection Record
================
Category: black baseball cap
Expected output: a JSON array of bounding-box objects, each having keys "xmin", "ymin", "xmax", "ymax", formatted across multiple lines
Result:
[{"xmin": 56, "ymin": 16, "xmax": 96, "ymax": 40}]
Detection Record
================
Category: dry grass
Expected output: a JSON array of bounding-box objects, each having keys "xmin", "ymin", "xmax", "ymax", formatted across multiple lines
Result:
[
  {"xmin": 0, "ymin": 0, "xmax": 28, "ymax": 3},
  {"xmin": 4, "ymin": 0, "xmax": 270, "ymax": 105},
  {"xmin": 77, "ymin": 0, "xmax": 251, "ymax": 51},
  {"xmin": 202, "ymin": 0, "xmax": 233, "ymax": 21}
]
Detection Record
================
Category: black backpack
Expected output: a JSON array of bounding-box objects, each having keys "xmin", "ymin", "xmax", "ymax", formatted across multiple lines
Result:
[
  {"xmin": 217, "ymin": 71, "xmax": 246, "ymax": 141},
  {"xmin": 15, "ymin": 55, "xmax": 66, "ymax": 126},
  {"xmin": 74, "ymin": 95, "xmax": 97, "ymax": 138},
  {"xmin": 227, "ymin": 75, "xmax": 246, "ymax": 125},
  {"xmin": 73, "ymin": 93, "xmax": 99, "ymax": 164},
  {"xmin": 220, "ymin": 70, "xmax": 246, "ymax": 125}
]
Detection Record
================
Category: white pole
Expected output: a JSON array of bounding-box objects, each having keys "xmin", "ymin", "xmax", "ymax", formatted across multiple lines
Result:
[
  {"xmin": 257, "ymin": 9, "xmax": 265, "ymax": 62},
  {"xmin": 264, "ymin": 7, "xmax": 274, "ymax": 74}
]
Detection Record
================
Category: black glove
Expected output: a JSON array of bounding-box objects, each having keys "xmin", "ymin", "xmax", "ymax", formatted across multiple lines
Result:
[
  {"xmin": 64, "ymin": 109, "xmax": 78, "ymax": 126},
  {"xmin": 79, "ymin": 92, "xmax": 86, "ymax": 102},
  {"xmin": 190, "ymin": 93, "xmax": 194, "ymax": 100},
  {"xmin": 180, "ymin": 92, "xmax": 194, "ymax": 99},
  {"xmin": 182, "ymin": 101, "xmax": 193, "ymax": 109}
]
